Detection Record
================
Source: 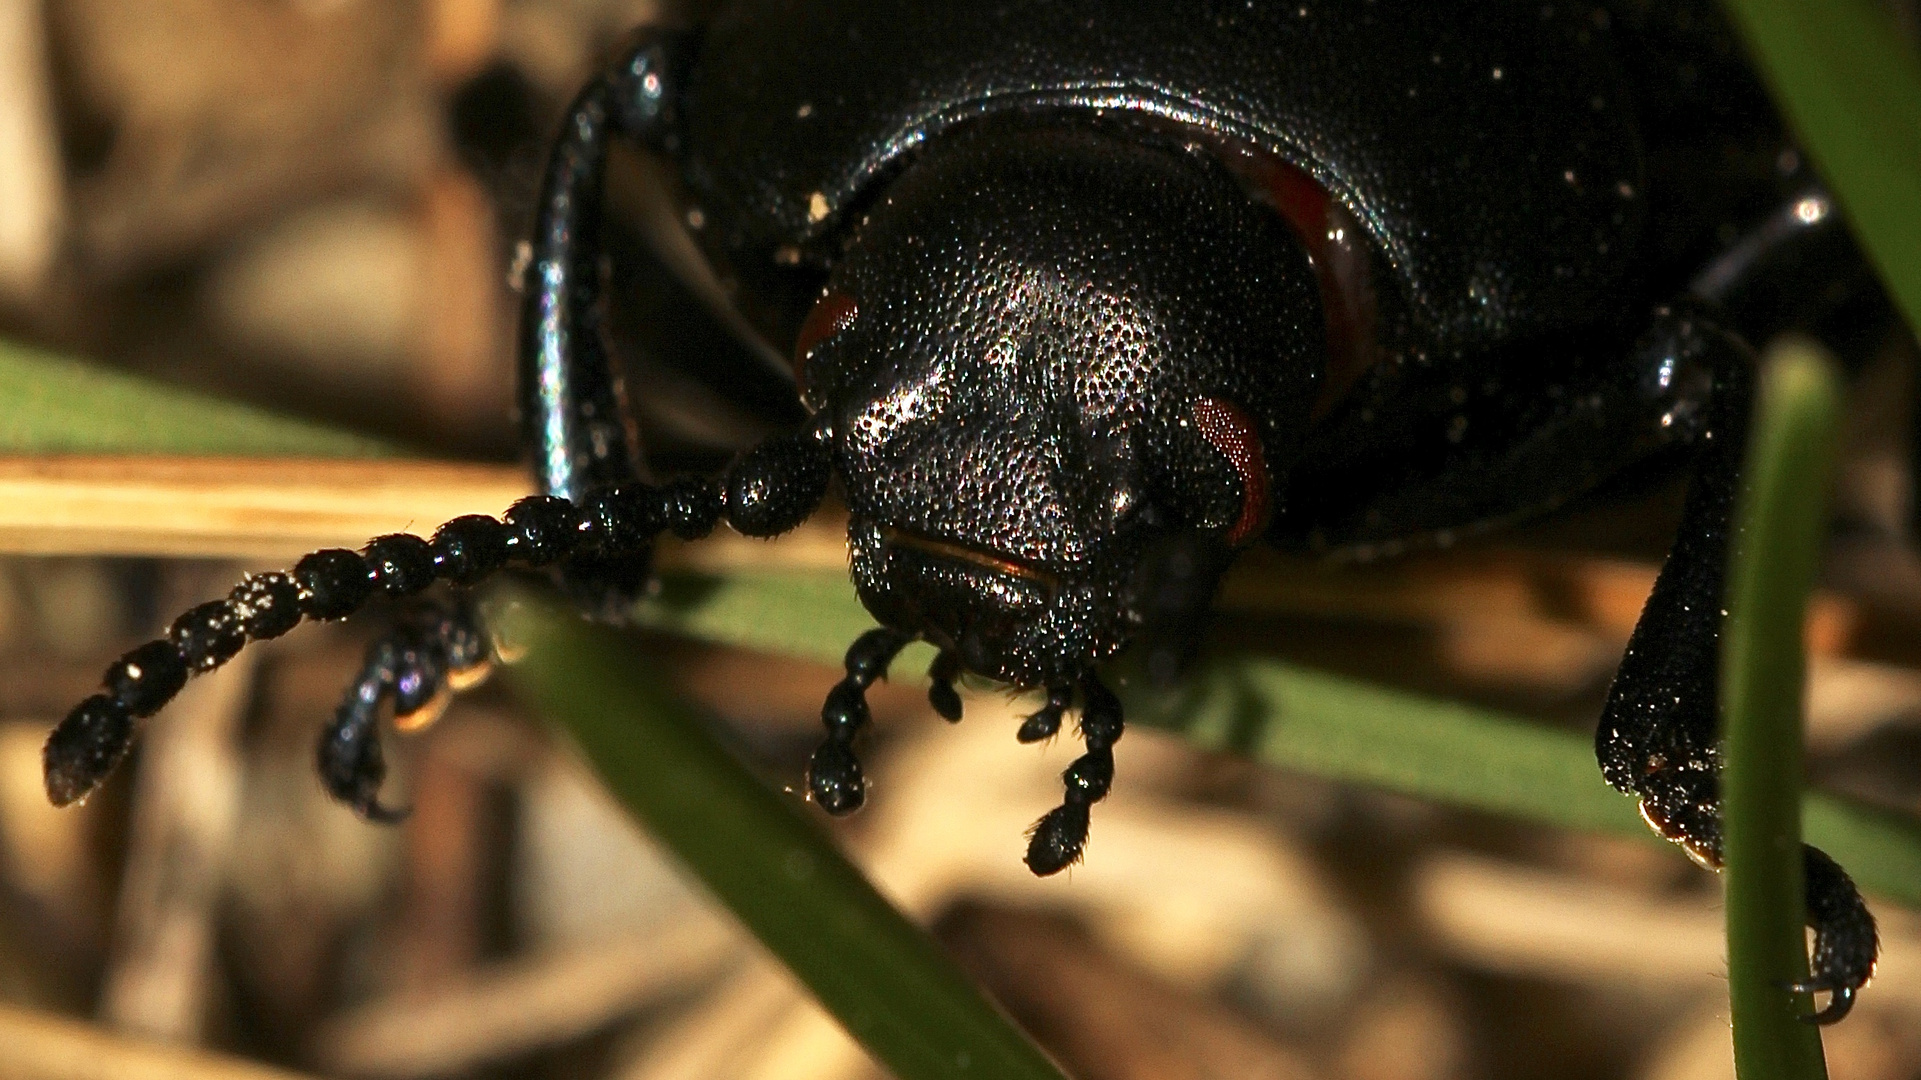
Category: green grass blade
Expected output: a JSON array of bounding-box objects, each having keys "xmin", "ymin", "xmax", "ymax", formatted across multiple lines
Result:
[
  {"xmin": 1125, "ymin": 656, "xmax": 1645, "ymax": 834},
  {"xmin": 490, "ymin": 589, "xmax": 1069, "ymax": 1080},
  {"xmin": 1717, "ymin": 0, "xmax": 1921, "ymax": 332},
  {"xmin": 0, "ymin": 340, "xmax": 390, "ymax": 457},
  {"xmin": 631, "ymin": 567, "xmax": 1921, "ymax": 909},
  {"xmin": 1721, "ymin": 341, "xmax": 1840, "ymax": 1077}
]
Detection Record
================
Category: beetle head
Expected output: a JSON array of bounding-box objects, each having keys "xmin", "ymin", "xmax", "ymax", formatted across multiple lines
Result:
[{"xmin": 796, "ymin": 118, "xmax": 1325, "ymax": 684}]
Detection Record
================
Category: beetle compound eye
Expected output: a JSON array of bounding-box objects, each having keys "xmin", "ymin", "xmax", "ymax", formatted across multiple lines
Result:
[
  {"xmin": 1190, "ymin": 397, "xmax": 1270, "ymax": 546},
  {"xmin": 793, "ymin": 291, "xmax": 859, "ymax": 379}
]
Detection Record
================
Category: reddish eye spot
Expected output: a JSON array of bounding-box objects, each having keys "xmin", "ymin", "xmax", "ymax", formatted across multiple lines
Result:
[
  {"xmin": 793, "ymin": 292, "xmax": 859, "ymax": 378},
  {"xmin": 1191, "ymin": 397, "xmax": 1270, "ymax": 546}
]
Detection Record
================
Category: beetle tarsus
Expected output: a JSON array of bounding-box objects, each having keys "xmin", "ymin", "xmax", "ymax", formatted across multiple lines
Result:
[
  {"xmin": 928, "ymin": 650, "xmax": 963, "ymax": 722},
  {"xmin": 1025, "ymin": 672, "xmax": 1122, "ymax": 875},
  {"xmin": 1024, "ymin": 802, "xmax": 1091, "ymax": 876},
  {"xmin": 809, "ymin": 628, "xmax": 914, "ymax": 814},
  {"xmin": 312, "ymin": 598, "xmax": 494, "ymax": 820},
  {"xmin": 1016, "ymin": 684, "xmax": 1073, "ymax": 744},
  {"xmin": 1596, "ymin": 310, "xmax": 1877, "ymax": 1013},
  {"xmin": 1795, "ymin": 845, "xmax": 1877, "ymax": 1024},
  {"xmin": 321, "ymin": 638, "xmax": 409, "ymax": 822},
  {"xmin": 1804, "ymin": 985, "xmax": 1856, "ymax": 1027}
]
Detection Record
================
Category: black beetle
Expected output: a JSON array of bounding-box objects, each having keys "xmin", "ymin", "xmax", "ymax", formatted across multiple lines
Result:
[{"xmin": 42, "ymin": 0, "xmax": 1884, "ymax": 1020}]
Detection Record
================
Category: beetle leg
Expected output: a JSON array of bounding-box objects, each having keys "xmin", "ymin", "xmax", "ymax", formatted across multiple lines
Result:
[
  {"xmin": 1594, "ymin": 314, "xmax": 1751, "ymax": 855},
  {"xmin": 320, "ymin": 626, "xmax": 448, "ymax": 824},
  {"xmin": 809, "ymin": 628, "xmax": 916, "ymax": 814},
  {"xmin": 382, "ymin": 597, "xmax": 492, "ymax": 738},
  {"xmin": 1025, "ymin": 673, "xmax": 1122, "ymax": 875},
  {"xmin": 927, "ymin": 650, "xmax": 964, "ymax": 722},
  {"xmin": 1792, "ymin": 847, "xmax": 1879, "ymax": 1023},
  {"xmin": 319, "ymin": 638, "xmax": 407, "ymax": 823},
  {"xmin": 1017, "ymin": 684, "xmax": 1075, "ymax": 744},
  {"xmin": 315, "ymin": 597, "xmax": 493, "ymax": 822},
  {"xmin": 1596, "ymin": 314, "xmax": 1877, "ymax": 1022},
  {"xmin": 1689, "ymin": 184, "xmax": 1883, "ymax": 349},
  {"xmin": 520, "ymin": 29, "xmax": 701, "ymax": 618},
  {"xmin": 521, "ymin": 27, "xmax": 697, "ymax": 503},
  {"xmin": 393, "ymin": 598, "xmax": 494, "ymax": 731}
]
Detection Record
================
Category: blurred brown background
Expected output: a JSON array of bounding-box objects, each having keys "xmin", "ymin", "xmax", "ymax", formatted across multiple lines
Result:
[{"xmin": 3, "ymin": 2, "xmax": 1921, "ymax": 1078}]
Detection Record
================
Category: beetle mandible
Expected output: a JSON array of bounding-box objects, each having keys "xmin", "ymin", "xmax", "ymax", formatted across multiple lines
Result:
[{"xmin": 41, "ymin": 0, "xmax": 1883, "ymax": 1020}]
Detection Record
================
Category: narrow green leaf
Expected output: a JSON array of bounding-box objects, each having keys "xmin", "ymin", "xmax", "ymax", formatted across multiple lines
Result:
[
  {"xmin": 1717, "ymin": 0, "xmax": 1921, "ymax": 333},
  {"xmin": 1124, "ymin": 656, "xmax": 1646, "ymax": 835},
  {"xmin": 640, "ymin": 568, "xmax": 936, "ymax": 671},
  {"xmin": 491, "ymin": 589, "xmax": 1069, "ymax": 1080},
  {"xmin": 1721, "ymin": 341, "xmax": 1840, "ymax": 1078},
  {"xmin": 0, "ymin": 340, "xmax": 391, "ymax": 457},
  {"xmin": 631, "ymin": 567, "xmax": 1921, "ymax": 909}
]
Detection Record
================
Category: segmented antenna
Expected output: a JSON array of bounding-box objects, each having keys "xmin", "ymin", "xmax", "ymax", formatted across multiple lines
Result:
[{"xmin": 44, "ymin": 430, "xmax": 831, "ymax": 808}]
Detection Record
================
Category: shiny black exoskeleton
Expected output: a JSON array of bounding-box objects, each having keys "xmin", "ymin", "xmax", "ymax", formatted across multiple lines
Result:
[{"xmin": 43, "ymin": 0, "xmax": 1885, "ymax": 1020}]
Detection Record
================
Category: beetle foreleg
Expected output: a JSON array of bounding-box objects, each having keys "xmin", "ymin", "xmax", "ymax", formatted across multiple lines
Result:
[
  {"xmin": 1793, "ymin": 847, "xmax": 1879, "ymax": 1023},
  {"xmin": 927, "ymin": 650, "xmax": 963, "ymax": 723},
  {"xmin": 519, "ymin": 29, "xmax": 700, "ymax": 617},
  {"xmin": 1025, "ymin": 673, "xmax": 1122, "ymax": 875},
  {"xmin": 519, "ymin": 28, "xmax": 697, "ymax": 503},
  {"xmin": 1596, "ymin": 312, "xmax": 1876, "ymax": 1022},
  {"xmin": 1016, "ymin": 684, "xmax": 1075, "ymax": 744}
]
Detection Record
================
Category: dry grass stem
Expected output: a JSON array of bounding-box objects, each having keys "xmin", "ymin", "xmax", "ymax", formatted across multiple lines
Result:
[
  {"xmin": 1414, "ymin": 851, "xmax": 1921, "ymax": 1016},
  {"xmin": 314, "ymin": 919, "xmax": 744, "ymax": 1079},
  {"xmin": 0, "ymin": 0, "xmax": 63, "ymax": 300},
  {"xmin": 612, "ymin": 963, "xmax": 820, "ymax": 1080},
  {"xmin": 0, "ymin": 457, "xmax": 528, "ymax": 558},
  {"xmin": 0, "ymin": 455, "xmax": 1900, "ymax": 681},
  {"xmin": 1413, "ymin": 852, "xmax": 1726, "ymax": 989},
  {"xmin": 59, "ymin": 0, "xmax": 435, "ymax": 274},
  {"xmin": 0, "ymin": 455, "xmax": 862, "ymax": 567},
  {"xmin": 0, "ymin": 1002, "xmax": 321, "ymax": 1080},
  {"xmin": 941, "ymin": 904, "xmax": 1323, "ymax": 1080}
]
